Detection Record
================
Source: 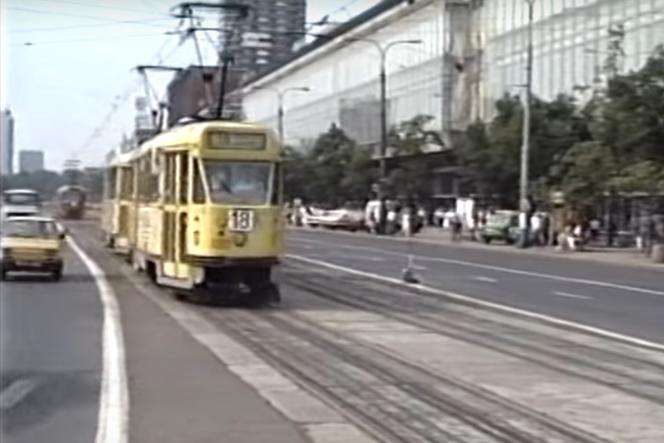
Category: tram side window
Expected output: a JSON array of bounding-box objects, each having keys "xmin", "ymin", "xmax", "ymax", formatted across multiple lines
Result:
[
  {"xmin": 271, "ymin": 163, "xmax": 281, "ymax": 206},
  {"xmin": 192, "ymin": 159, "xmax": 206, "ymax": 204},
  {"xmin": 120, "ymin": 167, "xmax": 134, "ymax": 199},
  {"xmin": 164, "ymin": 155, "xmax": 176, "ymax": 204},
  {"xmin": 179, "ymin": 153, "xmax": 189, "ymax": 204},
  {"xmin": 138, "ymin": 156, "xmax": 159, "ymax": 203},
  {"xmin": 106, "ymin": 168, "xmax": 117, "ymax": 199}
]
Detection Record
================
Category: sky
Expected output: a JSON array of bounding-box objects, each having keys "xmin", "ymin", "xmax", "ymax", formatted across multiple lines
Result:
[{"xmin": 1, "ymin": 0, "xmax": 380, "ymax": 170}]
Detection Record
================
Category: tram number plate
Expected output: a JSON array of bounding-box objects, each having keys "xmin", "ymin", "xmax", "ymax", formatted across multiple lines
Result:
[{"xmin": 228, "ymin": 209, "xmax": 254, "ymax": 232}]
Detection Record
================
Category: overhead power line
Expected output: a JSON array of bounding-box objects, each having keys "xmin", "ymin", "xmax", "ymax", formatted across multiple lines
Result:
[{"xmin": 8, "ymin": 7, "xmax": 171, "ymax": 29}]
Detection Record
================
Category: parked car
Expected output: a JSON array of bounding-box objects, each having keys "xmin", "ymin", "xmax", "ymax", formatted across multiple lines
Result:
[
  {"xmin": 307, "ymin": 207, "xmax": 366, "ymax": 231},
  {"xmin": 480, "ymin": 210, "xmax": 520, "ymax": 244},
  {"xmin": 0, "ymin": 216, "xmax": 66, "ymax": 281}
]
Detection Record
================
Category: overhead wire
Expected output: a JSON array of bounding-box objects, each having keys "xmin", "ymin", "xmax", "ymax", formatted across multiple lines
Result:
[
  {"xmin": 70, "ymin": 28, "xmax": 185, "ymax": 160},
  {"xmin": 8, "ymin": 7, "xmax": 170, "ymax": 27}
]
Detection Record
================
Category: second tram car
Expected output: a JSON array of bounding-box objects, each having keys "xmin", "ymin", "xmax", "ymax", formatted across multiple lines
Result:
[{"xmin": 56, "ymin": 185, "xmax": 87, "ymax": 219}]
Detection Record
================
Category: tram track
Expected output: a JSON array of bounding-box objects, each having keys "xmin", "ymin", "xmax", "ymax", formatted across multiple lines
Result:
[
  {"xmin": 202, "ymin": 306, "xmax": 609, "ymax": 443},
  {"xmin": 280, "ymin": 264, "xmax": 664, "ymax": 406}
]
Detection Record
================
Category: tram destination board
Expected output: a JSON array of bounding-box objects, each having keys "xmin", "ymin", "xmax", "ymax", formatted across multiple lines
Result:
[{"xmin": 207, "ymin": 131, "xmax": 266, "ymax": 150}]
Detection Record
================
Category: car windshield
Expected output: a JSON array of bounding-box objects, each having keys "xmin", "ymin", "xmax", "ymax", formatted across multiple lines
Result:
[
  {"xmin": 487, "ymin": 213, "xmax": 514, "ymax": 225},
  {"xmin": 3, "ymin": 220, "xmax": 58, "ymax": 238},
  {"xmin": 203, "ymin": 160, "xmax": 272, "ymax": 205},
  {"xmin": 4, "ymin": 192, "xmax": 40, "ymax": 205}
]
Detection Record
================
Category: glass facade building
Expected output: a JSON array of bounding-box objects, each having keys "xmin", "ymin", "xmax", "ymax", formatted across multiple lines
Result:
[{"xmin": 241, "ymin": 0, "xmax": 664, "ymax": 148}]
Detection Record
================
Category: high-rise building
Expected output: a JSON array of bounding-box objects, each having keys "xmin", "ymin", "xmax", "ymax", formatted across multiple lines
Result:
[
  {"xmin": 1, "ymin": 109, "xmax": 15, "ymax": 176},
  {"xmin": 19, "ymin": 150, "xmax": 44, "ymax": 173},
  {"xmin": 219, "ymin": 0, "xmax": 306, "ymax": 83}
]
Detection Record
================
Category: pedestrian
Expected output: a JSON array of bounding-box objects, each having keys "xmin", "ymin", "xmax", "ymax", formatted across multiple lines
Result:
[
  {"xmin": 451, "ymin": 213, "xmax": 463, "ymax": 242},
  {"xmin": 402, "ymin": 206, "xmax": 413, "ymax": 237},
  {"xmin": 589, "ymin": 217, "xmax": 601, "ymax": 243},
  {"xmin": 530, "ymin": 212, "xmax": 542, "ymax": 246}
]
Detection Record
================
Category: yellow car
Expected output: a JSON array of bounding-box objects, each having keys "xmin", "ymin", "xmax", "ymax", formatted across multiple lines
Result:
[{"xmin": 0, "ymin": 216, "xmax": 66, "ymax": 281}]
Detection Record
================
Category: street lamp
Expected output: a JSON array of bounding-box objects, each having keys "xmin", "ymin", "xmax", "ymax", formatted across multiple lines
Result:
[
  {"xmin": 357, "ymin": 38, "xmax": 423, "ymax": 178},
  {"xmin": 286, "ymin": 31, "xmax": 422, "ymax": 177},
  {"xmin": 518, "ymin": 0, "xmax": 535, "ymax": 248},
  {"xmin": 254, "ymin": 86, "xmax": 311, "ymax": 142}
]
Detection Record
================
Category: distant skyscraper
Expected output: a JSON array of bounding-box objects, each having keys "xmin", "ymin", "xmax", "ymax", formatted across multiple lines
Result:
[
  {"xmin": 19, "ymin": 150, "xmax": 44, "ymax": 173},
  {"xmin": 1, "ymin": 109, "xmax": 15, "ymax": 176},
  {"xmin": 219, "ymin": 0, "xmax": 306, "ymax": 82}
]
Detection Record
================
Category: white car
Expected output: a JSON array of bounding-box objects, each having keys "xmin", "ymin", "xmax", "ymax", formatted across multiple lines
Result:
[
  {"xmin": 2, "ymin": 189, "xmax": 42, "ymax": 219},
  {"xmin": 307, "ymin": 207, "xmax": 366, "ymax": 231}
]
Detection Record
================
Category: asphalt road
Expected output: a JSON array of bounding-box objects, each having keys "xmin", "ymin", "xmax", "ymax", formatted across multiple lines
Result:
[
  {"xmin": 287, "ymin": 228, "xmax": 664, "ymax": 343},
  {"xmin": 0, "ymin": 244, "xmax": 102, "ymax": 443}
]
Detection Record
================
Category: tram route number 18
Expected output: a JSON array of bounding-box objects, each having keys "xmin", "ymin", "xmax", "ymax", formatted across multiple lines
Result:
[{"xmin": 228, "ymin": 209, "xmax": 254, "ymax": 232}]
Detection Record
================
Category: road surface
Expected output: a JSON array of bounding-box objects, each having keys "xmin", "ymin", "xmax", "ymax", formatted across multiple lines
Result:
[
  {"xmin": 4, "ymin": 221, "xmax": 663, "ymax": 442},
  {"xmin": 0, "ymin": 245, "xmax": 102, "ymax": 443},
  {"xmin": 287, "ymin": 228, "xmax": 664, "ymax": 343}
]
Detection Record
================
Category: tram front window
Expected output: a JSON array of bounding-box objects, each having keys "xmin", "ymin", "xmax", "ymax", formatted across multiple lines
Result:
[{"xmin": 203, "ymin": 160, "xmax": 272, "ymax": 205}]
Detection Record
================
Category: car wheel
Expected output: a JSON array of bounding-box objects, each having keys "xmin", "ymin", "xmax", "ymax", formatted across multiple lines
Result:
[
  {"xmin": 482, "ymin": 237, "xmax": 491, "ymax": 244},
  {"xmin": 0, "ymin": 270, "xmax": 7, "ymax": 281},
  {"xmin": 52, "ymin": 269, "xmax": 63, "ymax": 281}
]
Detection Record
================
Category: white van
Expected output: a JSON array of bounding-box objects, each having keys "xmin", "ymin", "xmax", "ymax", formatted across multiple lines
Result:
[{"xmin": 2, "ymin": 189, "xmax": 42, "ymax": 219}]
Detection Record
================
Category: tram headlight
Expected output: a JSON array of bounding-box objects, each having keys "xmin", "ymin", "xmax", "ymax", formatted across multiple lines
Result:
[{"xmin": 232, "ymin": 233, "xmax": 247, "ymax": 247}]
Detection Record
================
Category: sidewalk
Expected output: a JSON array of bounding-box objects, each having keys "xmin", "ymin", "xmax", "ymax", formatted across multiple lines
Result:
[{"xmin": 413, "ymin": 227, "xmax": 664, "ymax": 270}]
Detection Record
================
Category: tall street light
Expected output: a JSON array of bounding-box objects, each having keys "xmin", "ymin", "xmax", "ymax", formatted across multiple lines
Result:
[
  {"xmin": 518, "ymin": 0, "xmax": 535, "ymax": 248},
  {"xmin": 254, "ymin": 86, "xmax": 311, "ymax": 142},
  {"xmin": 286, "ymin": 32, "xmax": 421, "ymax": 178},
  {"xmin": 361, "ymin": 39, "xmax": 423, "ymax": 179}
]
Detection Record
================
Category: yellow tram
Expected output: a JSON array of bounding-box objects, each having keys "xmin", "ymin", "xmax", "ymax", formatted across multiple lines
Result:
[{"xmin": 102, "ymin": 120, "xmax": 284, "ymax": 303}]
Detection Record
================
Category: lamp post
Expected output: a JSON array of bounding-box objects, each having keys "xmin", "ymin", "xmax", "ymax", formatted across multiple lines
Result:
[
  {"xmin": 518, "ymin": 0, "xmax": 535, "ymax": 248},
  {"xmin": 359, "ymin": 39, "xmax": 423, "ymax": 178},
  {"xmin": 254, "ymin": 86, "xmax": 310, "ymax": 142}
]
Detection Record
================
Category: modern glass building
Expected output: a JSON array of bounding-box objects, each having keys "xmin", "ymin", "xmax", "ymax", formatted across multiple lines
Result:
[{"xmin": 241, "ymin": 0, "xmax": 664, "ymax": 149}]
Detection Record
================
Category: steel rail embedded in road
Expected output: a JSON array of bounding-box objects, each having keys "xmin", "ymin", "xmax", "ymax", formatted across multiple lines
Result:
[{"xmin": 282, "ymin": 265, "xmax": 664, "ymax": 406}]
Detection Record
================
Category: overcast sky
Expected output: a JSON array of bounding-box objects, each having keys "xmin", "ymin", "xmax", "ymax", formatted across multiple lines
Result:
[{"xmin": 1, "ymin": 0, "xmax": 379, "ymax": 170}]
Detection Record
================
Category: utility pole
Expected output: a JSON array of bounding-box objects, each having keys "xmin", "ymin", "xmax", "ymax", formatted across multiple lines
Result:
[
  {"xmin": 518, "ymin": 0, "xmax": 535, "ymax": 248},
  {"xmin": 170, "ymin": 2, "xmax": 250, "ymax": 117}
]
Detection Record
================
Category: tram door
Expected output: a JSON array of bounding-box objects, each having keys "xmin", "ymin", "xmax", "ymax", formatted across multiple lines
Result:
[{"xmin": 161, "ymin": 152, "xmax": 191, "ymax": 281}]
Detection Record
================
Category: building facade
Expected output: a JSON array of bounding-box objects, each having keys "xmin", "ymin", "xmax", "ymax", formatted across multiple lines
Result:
[
  {"xmin": 1, "ymin": 109, "xmax": 14, "ymax": 176},
  {"xmin": 19, "ymin": 150, "xmax": 44, "ymax": 174},
  {"xmin": 241, "ymin": 0, "xmax": 664, "ymax": 148},
  {"xmin": 219, "ymin": 0, "xmax": 306, "ymax": 83}
]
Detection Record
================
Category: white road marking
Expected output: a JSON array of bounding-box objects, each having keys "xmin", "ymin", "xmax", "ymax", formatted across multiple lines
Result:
[
  {"xmin": 553, "ymin": 291, "xmax": 593, "ymax": 300},
  {"xmin": 471, "ymin": 276, "xmax": 498, "ymax": 283},
  {"xmin": 0, "ymin": 378, "xmax": 39, "ymax": 410},
  {"xmin": 290, "ymin": 237, "xmax": 664, "ymax": 297},
  {"xmin": 287, "ymin": 254, "xmax": 664, "ymax": 352},
  {"xmin": 67, "ymin": 238, "xmax": 128, "ymax": 443},
  {"xmin": 117, "ymin": 262, "xmax": 378, "ymax": 443}
]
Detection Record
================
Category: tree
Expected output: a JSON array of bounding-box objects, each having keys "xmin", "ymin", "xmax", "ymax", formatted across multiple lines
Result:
[
  {"xmin": 387, "ymin": 114, "xmax": 444, "ymax": 201},
  {"xmin": 556, "ymin": 46, "xmax": 664, "ymax": 210},
  {"xmin": 283, "ymin": 124, "xmax": 377, "ymax": 206},
  {"xmin": 459, "ymin": 94, "xmax": 589, "ymax": 207}
]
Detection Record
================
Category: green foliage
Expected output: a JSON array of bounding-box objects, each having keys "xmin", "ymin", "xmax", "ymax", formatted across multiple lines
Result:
[
  {"xmin": 557, "ymin": 45, "xmax": 664, "ymax": 209},
  {"xmin": 386, "ymin": 114, "xmax": 444, "ymax": 201},
  {"xmin": 460, "ymin": 94, "xmax": 589, "ymax": 207},
  {"xmin": 283, "ymin": 124, "xmax": 377, "ymax": 206}
]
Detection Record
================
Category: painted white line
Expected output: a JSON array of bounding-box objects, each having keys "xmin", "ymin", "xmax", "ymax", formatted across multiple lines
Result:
[
  {"xmin": 67, "ymin": 238, "xmax": 128, "ymax": 443},
  {"xmin": 290, "ymin": 237, "xmax": 664, "ymax": 297},
  {"xmin": 286, "ymin": 254, "xmax": 664, "ymax": 352},
  {"xmin": 553, "ymin": 291, "xmax": 593, "ymax": 300},
  {"xmin": 117, "ymin": 264, "xmax": 378, "ymax": 443},
  {"xmin": 471, "ymin": 276, "xmax": 498, "ymax": 283},
  {"xmin": 0, "ymin": 378, "xmax": 39, "ymax": 410}
]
